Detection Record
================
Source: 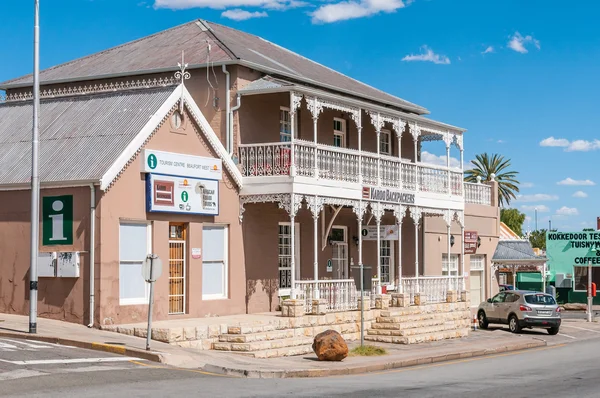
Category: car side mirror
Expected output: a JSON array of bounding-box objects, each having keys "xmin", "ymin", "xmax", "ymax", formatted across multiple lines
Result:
[{"xmin": 487, "ymin": 298, "xmax": 492, "ymax": 303}]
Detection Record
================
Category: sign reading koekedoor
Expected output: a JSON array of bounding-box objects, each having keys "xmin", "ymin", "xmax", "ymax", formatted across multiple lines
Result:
[{"xmin": 42, "ymin": 195, "xmax": 73, "ymax": 246}]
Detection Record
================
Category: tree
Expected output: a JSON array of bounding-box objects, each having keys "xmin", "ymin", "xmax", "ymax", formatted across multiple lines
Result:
[
  {"xmin": 501, "ymin": 208, "xmax": 526, "ymax": 237},
  {"xmin": 465, "ymin": 153, "xmax": 520, "ymax": 207},
  {"xmin": 583, "ymin": 228, "xmax": 595, "ymax": 232},
  {"xmin": 529, "ymin": 229, "xmax": 547, "ymax": 251}
]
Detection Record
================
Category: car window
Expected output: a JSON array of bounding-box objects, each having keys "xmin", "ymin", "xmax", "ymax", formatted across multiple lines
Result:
[
  {"xmin": 491, "ymin": 293, "xmax": 506, "ymax": 303},
  {"xmin": 524, "ymin": 294, "xmax": 556, "ymax": 305},
  {"xmin": 505, "ymin": 293, "xmax": 519, "ymax": 303}
]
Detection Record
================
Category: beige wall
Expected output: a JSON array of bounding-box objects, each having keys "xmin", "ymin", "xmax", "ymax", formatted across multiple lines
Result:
[
  {"xmin": 97, "ymin": 107, "xmax": 244, "ymax": 326},
  {"xmin": 0, "ymin": 187, "xmax": 94, "ymax": 323}
]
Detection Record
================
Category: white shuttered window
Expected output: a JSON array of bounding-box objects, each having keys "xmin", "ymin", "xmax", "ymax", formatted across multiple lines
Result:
[
  {"xmin": 119, "ymin": 223, "xmax": 151, "ymax": 305},
  {"xmin": 202, "ymin": 225, "xmax": 228, "ymax": 300}
]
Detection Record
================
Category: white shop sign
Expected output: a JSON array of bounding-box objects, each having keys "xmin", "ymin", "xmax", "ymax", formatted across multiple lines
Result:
[
  {"xmin": 146, "ymin": 174, "xmax": 219, "ymax": 215},
  {"xmin": 361, "ymin": 225, "xmax": 399, "ymax": 241},
  {"xmin": 142, "ymin": 149, "xmax": 222, "ymax": 181}
]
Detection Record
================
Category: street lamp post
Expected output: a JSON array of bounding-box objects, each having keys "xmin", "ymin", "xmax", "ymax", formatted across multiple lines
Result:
[
  {"xmin": 588, "ymin": 258, "xmax": 593, "ymax": 323},
  {"xmin": 29, "ymin": 0, "xmax": 41, "ymax": 334}
]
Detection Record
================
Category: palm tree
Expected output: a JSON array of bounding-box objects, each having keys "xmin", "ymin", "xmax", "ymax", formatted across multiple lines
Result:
[{"xmin": 465, "ymin": 153, "xmax": 520, "ymax": 207}]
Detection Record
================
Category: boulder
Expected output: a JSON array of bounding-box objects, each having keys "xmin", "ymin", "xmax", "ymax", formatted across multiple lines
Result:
[{"xmin": 312, "ymin": 330, "xmax": 348, "ymax": 361}]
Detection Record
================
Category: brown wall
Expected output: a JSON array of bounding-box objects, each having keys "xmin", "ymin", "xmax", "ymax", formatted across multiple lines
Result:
[
  {"xmin": 0, "ymin": 187, "xmax": 95, "ymax": 323},
  {"xmin": 97, "ymin": 107, "xmax": 244, "ymax": 326}
]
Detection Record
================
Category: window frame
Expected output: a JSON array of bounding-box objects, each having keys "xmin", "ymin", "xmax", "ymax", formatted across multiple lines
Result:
[
  {"xmin": 333, "ymin": 117, "xmax": 347, "ymax": 148},
  {"xmin": 279, "ymin": 106, "xmax": 298, "ymax": 142},
  {"xmin": 202, "ymin": 224, "xmax": 229, "ymax": 301},
  {"xmin": 442, "ymin": 254, "xmax": 459, "ymax": 276},
  {"xmin": 379, "ymin": 129, "xmax": 392, "ymax": 156},
  {"xmin": 278, "ymin": 222, "xmax": 301, "ymax": 296},
  {"xmin": 119, "ymin": 221, "xmax": 152, "ymax": 306}
]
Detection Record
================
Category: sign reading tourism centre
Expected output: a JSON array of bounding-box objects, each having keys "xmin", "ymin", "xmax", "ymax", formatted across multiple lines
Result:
[
  {"xmin": 42, "ymin": 195, "xmax": 73, "ymax": 246},
  {"xmin": 141, "ymin": 149, "xmax": 222, "ymax": 181}
]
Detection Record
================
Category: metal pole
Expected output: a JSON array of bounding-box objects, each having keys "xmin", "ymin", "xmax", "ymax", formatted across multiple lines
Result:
[
  {"xmin": 535, "ymin": 208, "xmax": 538, "ymax": 232},
  {"xmin": 358, "ymin": 216, "xmax": 364, "ymax": 347},
  {"xmin": 29, "ymin": 0, "xmax": 41, "ymax": 334},
  {"xmin": 146, "ymin": 256, "xmax": 155, "ymax": 351},
  {"xmin": 588, "ymin": 259, "xmax": 593, "ymax": 323}
]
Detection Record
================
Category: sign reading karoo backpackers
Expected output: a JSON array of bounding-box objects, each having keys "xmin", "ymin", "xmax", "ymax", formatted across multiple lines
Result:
[{"xmin": 362, "ymin": 187, "xmax": 415, "ymax": 204}]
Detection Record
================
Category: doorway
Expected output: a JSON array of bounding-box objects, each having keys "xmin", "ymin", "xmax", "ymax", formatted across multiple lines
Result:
[
  {"xmin": 330, "ymin": 226, "xmax": 348, "ymax": 279},
  {"xmin": 169, "ymin": 223, "xmax": 187, "ymax": 314},
  {"xmin": 380, "ymin": 240, "xmax": 395, "ymax": 285}
]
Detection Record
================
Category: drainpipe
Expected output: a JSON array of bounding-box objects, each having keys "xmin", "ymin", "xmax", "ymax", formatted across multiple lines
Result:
[
  {"xmin": 88, "ymin": 184, "xmax": 96, "ymax": 328},
  {"xmin": 222, "ymin": 65, "xmax": 231, "ymax": 154},
  {"xmin": 230, "ymin": 93, "xmax": 242, "ymax": 156}
]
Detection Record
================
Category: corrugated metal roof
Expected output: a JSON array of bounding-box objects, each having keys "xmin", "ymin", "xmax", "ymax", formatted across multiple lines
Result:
[
  {"xmin": 0, "ymin": 87, "xmax": 174, "ymax": 185},
  {"xmin": 1, "ymin": 20, "xmax": 428, "ymax": 115},
  {"xmin": 492, "ymin": 240, "xmax": 546, "ymax": 262}
]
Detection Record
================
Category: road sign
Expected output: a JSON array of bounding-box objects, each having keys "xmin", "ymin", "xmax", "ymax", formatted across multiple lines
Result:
[{"xmin": 142, "ymin": 256, "xmax": 162, "ymax": 283}]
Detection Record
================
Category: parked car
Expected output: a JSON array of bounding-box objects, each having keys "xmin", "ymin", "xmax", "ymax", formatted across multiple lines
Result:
[
  {"xmin": 499, "ymin": 284, "xmax": 514, "ymax": 291},
  {"xmin": 477, "ymin": 290, "xmax": 561, "ymax": 335}
]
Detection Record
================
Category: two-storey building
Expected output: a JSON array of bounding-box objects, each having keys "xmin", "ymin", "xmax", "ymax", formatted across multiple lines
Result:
[{"xmin": 0, "ymin": 20, "xmax": 499, "ymax": 327}]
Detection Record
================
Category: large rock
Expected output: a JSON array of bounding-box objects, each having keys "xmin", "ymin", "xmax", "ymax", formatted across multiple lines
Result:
[{"xmin": 312, "ymin": 330, "xmax": 348, "ymax": 361}]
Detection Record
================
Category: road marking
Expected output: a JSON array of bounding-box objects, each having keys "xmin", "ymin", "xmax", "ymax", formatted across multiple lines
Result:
[
  {"xmin": 0, "ymin": 338, "xmax": 57, "ymax": 349},
  {"xmin": 129, "ymin": 360, "xmax": 233, "ymax": 377},
  {"xmin": 561, "ymin": 325, "xmax": 600, "ymax": 333},
  {"xmin": 0, "ymin": 369, "xmax": 48, "ymax": 381},
  {"xmin": 0, "ymin": 356, "xmax": 143, "ymax": 365},
  {"xmin": 558, "ymin": 333, "xmax": 576, "ymax": 339}
]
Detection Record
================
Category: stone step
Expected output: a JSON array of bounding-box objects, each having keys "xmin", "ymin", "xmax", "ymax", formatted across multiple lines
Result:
[
  {"xmin": 219, "ymin": 329, "xmax": 296, "ymax": 343},
  {"xmin": 365, "ymin": 327, "xmax": 470, "ymax": 344},
  {"xmin": 368, "ymin": 320, "xmax": 470, "ymax": 337},
  {"xmin": 374, "ymin": 311, "xmax": 471, "ymax": 326},
  {"xmin": 380, "ymin": 303, "xmax": 470, "ymax": 318},
  {"xmin": 238, "ymin": 345, "xmax": 314, "ymax": 359},
  {"xmin": 372, "ymin": 317, "xmax": 453, "ymax": 331},
  {"xmin": 213, "ymin": 336, "xmax": 313, "ymax": 352}
]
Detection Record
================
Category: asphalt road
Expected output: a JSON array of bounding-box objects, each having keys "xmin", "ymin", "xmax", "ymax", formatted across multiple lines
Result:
[{"xmin": 2, "ymin": 333, "xmax": 600, "ymax": 397}]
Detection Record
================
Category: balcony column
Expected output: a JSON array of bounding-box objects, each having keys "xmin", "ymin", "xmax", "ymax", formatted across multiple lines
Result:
[
  {"xmin": 445, "ymin": 131, "xmax": 452, "ymax": 195},
  {"xmin": 373, "ymin": 203, "xmax": 384, "ymax": 294},
  {"xmin": 307, "ymin": 96, "xmax": 323, "ymax": 179},
  {"xmin": 445, "ymin": 210, "xmax": 452, "ymax": 290},
  {"xmin": 394, "ymin": 206, "xmax": 405, "ymax": 292},
  {"xmin": 461, "ymin": 223, "xmax": 465, "ymax": 292},
  {"xmin": 410, "ymin": 207, "xmax": 422, "ymax": 291},
  {"xmin": 289, "ymin": 92, "xmax": 302, "ymax": 177},
  {"xmin": 358, "ymin": 125, "xmax": 363, "ymax": 184},
  {"xmin": 353, "ymin": 202, "xmax": 367, "ymax": 307},
  {"xmin": 288, "ymin": 195, "xmax": 298, "ymax": 299},
  {"xmin": 310, "ymin": 196, "xmax": 323, "ymax": 299}
]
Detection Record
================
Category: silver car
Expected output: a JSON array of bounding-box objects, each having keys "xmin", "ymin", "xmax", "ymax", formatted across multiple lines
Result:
[{"xmin": 477, "ymin": 290, "xmax": 561, "ymax": 335}]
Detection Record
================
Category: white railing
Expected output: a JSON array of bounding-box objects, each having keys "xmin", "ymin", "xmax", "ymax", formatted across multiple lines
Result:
[
  {"xmin": 238, "ymin": 142, "xmax": 479, "ymax": 201},
  {"xmin": 401, "ymin": 276, "xmax": 465, "ymax": 305},
  {"xmin": 239, "ymin": 142, "xmax": 291, "ymax": 177},
  {"xmin": 295, "ymin": 279, "xmax": 378, "ymax": 313},
  {"xmin": 464, "ymin": 182, "xmax": 492, "ymax": 205}
]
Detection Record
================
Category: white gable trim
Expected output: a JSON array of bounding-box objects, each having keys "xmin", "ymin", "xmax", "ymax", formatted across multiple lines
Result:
[
  {"xmin": 100, "ymin": 84, "xmax": 243, "ymax": 191},
  {"xmin": 181, "ymin": 85, "xmax": 243, "ymax": 188}
]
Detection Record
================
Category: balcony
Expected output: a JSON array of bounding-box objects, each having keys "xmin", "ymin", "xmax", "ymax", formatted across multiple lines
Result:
[{"xmin": 238, "ymin": 140, "xmax": 464, "ymax": 197}]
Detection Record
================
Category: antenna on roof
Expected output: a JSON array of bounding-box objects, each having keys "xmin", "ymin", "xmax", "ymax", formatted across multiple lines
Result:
[{"xmin": 175, "ymin": 50, "xmax": 190, "ymax": 113}]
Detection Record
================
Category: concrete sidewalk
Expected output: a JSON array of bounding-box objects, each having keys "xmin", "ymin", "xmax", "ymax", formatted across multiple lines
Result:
[{"xmin": 0, "ymin": 313, "xmax": 548, "ymax": 378}]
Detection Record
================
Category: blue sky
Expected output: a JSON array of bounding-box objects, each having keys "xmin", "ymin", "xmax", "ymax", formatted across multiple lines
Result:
[{"xmin": 0, "ymin": 0, "xmax": 598, "ymax": 232}]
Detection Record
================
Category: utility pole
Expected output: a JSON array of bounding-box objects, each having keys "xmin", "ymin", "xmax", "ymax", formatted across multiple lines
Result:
[
  {"xmin": 535, "ymin": 208, "xmax": 538, "ymax": 232},
  {"xmin": 588, "ymin": 258, "xmax": 593, "ymax": 323},
  {"xmin": 29, "ymin": 0, "xmax": 41, "ymax": 334}
]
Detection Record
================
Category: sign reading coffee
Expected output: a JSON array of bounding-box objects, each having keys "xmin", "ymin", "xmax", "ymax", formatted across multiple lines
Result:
[
  {"xmin": 464, "ymin": 230, "xmax": 478, "ymax": 254},
  {"xmin": 362, "ymin": 187, "xmax": 415, "ymax": 204}
]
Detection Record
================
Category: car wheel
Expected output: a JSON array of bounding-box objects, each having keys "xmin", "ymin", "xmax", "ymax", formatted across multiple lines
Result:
[
  {"xmin": 548, "ymin": 327, "xmax": 559, "ymax": 335},
  {"xmin": 478, "ymin": 311, "xmax": 489, "ymax": 329},
  {"xmin": 509, "ymin": 315, "xmax": 521, "ymax": 333}
]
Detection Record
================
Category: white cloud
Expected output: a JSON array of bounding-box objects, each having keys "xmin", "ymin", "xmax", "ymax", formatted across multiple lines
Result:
[
  {"xmin": 482, "ymin": 46, "xmax": 494, "ymax": 54},
  {"xmin": 557, "ymin": 178, "xmax": 596, "ymax": 186},
  {"xmin": 311, "ymin": 0, "xmax": 411, "ymax": 24},
  {"xmin": 222, "ymin": 8, "xmax": 268, "ymax": 20},
  {"xmin": 421, "ymin": 151, "xmax": 463, "ymax": 168},
  {"xmin": 556, "ymin": 206, "xmax": 579, "ymax": 216},
  {"xmin": 153, "ymin": 0, "xmax": 305, "ymax": 10},
  {"xmin": 521, "ymin": 182, "xmax": 534, "ymax": 188},
  {"xmin": 515, "ymin": 193, "xmax": 559, "ymax": 202},
  {"xmin": 402, "ymin": 46, "xmax": 450, "ymax": 65},
  {"xmin": 573, "ymin": 191, "xmax": 588, "ymax": 198},
  {"xmin": 539, "ymin": 136, "xmax": 600, "ymax": 151},
  {"xmin": 508, "ymin": 32, "xmax": 540, "ymax": 54},
  {"xmin": 540, "ymin": 136, "xmax": 569, "ymax": 147},
  {"xmin": 521, "ymin": 205, "xmax": 550, "ymax": 213}
]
